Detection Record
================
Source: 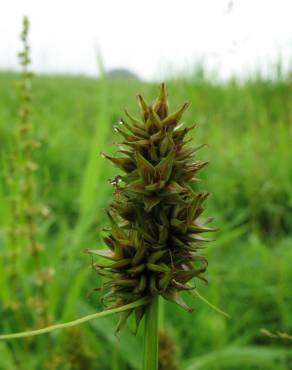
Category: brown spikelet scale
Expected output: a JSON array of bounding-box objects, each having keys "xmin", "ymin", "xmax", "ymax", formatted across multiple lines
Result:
[{"xmin": 88, "ymin": 84, "xmax": 215, "ymax": 333}]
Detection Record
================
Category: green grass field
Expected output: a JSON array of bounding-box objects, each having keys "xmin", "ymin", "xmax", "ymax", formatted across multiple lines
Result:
[{"xmin": 0, "ymin": 71, "xmax": 292, "ymax": 370}]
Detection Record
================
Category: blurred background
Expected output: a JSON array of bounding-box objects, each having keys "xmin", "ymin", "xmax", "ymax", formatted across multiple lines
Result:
[{"xmin": 0, "ymin": 1, "xmax": 292, "ymax": 369}]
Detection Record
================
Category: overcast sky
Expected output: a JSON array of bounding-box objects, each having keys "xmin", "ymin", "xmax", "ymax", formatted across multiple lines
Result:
[{"xmin": 0, "ymin": 0, "xmax": 292, "ymax": 80}]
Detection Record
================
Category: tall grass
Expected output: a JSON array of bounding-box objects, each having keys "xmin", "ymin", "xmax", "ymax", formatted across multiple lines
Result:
[{"xmin": 0, "ymin": 67, "xmax": 291, "ymax": 369}]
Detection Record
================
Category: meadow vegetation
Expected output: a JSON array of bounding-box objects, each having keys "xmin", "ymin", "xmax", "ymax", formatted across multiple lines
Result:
[{"xmin": 0, "ymin": 69, "xmax": 292, "ymax": 369}]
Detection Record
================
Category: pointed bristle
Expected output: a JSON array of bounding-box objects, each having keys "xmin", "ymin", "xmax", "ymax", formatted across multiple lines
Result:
[
  {"xmin": 153, "ymin": 83, "xmax": 169, "ymax": 119},
  {"xmin": 137, "ymin": 94, "xmax": 149, "ymax": 121},
  {"xmin": 160, "ymin": 82, "xmax": 167, "ymax": 99}
]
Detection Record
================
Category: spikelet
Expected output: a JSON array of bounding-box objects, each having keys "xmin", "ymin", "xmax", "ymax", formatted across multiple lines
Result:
[{"xmin": 88, "ymin": 84, "xmax": 215, "ymax": 332}]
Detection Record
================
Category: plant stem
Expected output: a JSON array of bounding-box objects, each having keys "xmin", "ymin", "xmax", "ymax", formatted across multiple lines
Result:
[
  {"xmin": 159, "ymin": 298, "xmax": 165, "ymax": 329},
  {"xmin": 0, "ymin": 297, "xmax": 150, "ymax": 340},
  {"xmin": 143, "ymin": 295, "xmax": 159, "ymax": 370}
]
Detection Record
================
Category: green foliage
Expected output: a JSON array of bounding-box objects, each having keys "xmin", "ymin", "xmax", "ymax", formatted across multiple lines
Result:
[
  {"xmin": 183, "ymin": 345, "xmax": 292, "ymax": 370},
  {"xmin": 0, "ymin": 68, "xmax": 291, "ymax": 369}
]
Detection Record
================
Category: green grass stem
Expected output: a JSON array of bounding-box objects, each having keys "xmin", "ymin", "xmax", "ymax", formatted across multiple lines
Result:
[
  {"xmin": 143, "ymin": 296, "xmax": 159, "ymax": 370},
  {"xmin": 0, "ymin": 297, "xmax": 150, "ymax": 340}
]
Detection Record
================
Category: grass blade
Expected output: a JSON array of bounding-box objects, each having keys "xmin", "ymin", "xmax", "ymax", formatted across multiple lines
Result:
[
  {"xmin": 143, "ymin": 296, "xmax": 159, "ymax": 370},
  {"xmin": 183, "ymin": 346, "xmax": 292, "ymax": 370},
  {"xmin": 0, "ymin": 297, "xmax": 150, "ymax": 340}
]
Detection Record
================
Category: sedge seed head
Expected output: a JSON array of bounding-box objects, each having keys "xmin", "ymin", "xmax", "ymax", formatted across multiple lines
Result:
[{"xmin": 88, "ymin": 84, "xmax": 215, "ymax": 333}]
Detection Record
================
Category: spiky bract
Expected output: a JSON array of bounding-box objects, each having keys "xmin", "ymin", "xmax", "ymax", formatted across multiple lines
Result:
[{"xmin": 88, "ymin": 84, "xmax": 214, "ymax": 332}]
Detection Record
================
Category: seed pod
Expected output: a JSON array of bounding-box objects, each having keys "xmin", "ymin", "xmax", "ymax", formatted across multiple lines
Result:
[{"xmin": 88, "ymin": 84, "xmax": 215, "ymax": 332}]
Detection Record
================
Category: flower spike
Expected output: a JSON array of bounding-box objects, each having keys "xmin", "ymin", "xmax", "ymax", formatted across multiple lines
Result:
[{"xmin": 88, "ymin": 84, "xmax": 214, "ymax": 331}]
